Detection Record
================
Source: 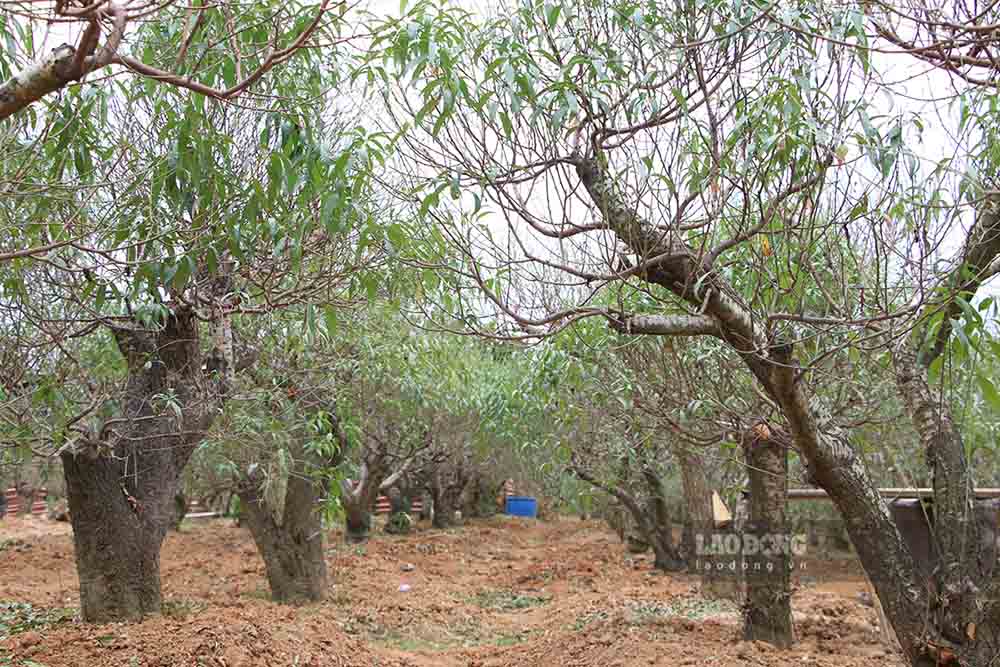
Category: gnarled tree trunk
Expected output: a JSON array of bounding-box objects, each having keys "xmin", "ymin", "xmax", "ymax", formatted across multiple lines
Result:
[
  {"xmin": 430, "ymin": 465, "xmax": 465, "ymax": 529},
  {"xmin": 60, "ymin": 308, "xmax": 217, "ymax": 622},
  {"xmin": 573, "ymin": 463, "xmax": 684, "ymax": 571},
  {"xmin": 643, "ymin": 468, "xmax": 685, "ymax": 571},
  {"xmin": 892, "ymin": 340, "xmax": 1000, "ymax": 665},
  {"xmin": 237, "ymin": 464, "xmax": 327, "ymax": 604},
  {"xmin": 341, "ymin": 455, "xmax": 413, "ymax": 543},
  {"xmin": 16, "ymin": 481, "xmax": 34, "ymax": 516}
]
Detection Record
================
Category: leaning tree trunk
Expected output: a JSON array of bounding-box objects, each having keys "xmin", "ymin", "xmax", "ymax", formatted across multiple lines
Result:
[
  {"xmin": 60, "ymin": 308, "xmax": 217, "ymax": 622},
  {"xmin": 237, "ymin": 465, "xmax": 327, "ymax": 604},
  {"xmin": 572, "ymin": 155, "xmax": 937, "ymax": 663},
  {"xmin": 573, "ymin": 464, "xmax": 683, "ymax": 571},
  {"xmin": 742, "ymin": 421, "xmax": 794, "ymax": 648},
  {"xmin": 894, "ymin": 342, "xmax": 1000, "ymax": 665}
]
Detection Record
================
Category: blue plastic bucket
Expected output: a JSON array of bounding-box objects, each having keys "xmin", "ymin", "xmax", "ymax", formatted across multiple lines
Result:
[{"xmin": 505, "ymin": 496, "xmax": 538, "ymax": 518}]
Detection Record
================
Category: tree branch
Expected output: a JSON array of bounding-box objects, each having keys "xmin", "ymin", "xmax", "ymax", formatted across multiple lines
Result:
[{"xmin": 607, "ymin": 313, "xmax": 722, "ymax": 338}]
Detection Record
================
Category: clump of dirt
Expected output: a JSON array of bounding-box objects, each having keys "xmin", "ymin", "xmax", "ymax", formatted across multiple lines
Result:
[
  {"xmin": 3, "ymin": 606, "xmax": 409, "ymax": 667},
  {"xmin": 0, "ymin": 514, "xmax": 904, "ymax": 667}
]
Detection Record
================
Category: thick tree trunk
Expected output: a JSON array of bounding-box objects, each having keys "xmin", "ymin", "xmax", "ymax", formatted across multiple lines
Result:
[
  {"xmin": 643, "ymin": 469, "xmax": 685, "ymax": 571},
  {"xmin": 238, "ymin": 467, "xmax": 326, "ymax": 604},
  {"xmin": 678, "ymin": 449, "xmax": 712, "ymax": 562},
  {"xmin": 16, "ymin": 482, "xmax": 33, "ymax": 516},
  {"xmin": 60, "ymin": 309, "xmax": 215, "ymax": 622},
  {"xmin": 339, "ymin": 462, "xmax": 385, "ymax": 544},
  {"xmin": 893, "ymin": 343, "xmax": 1000, "ymax": 665},
  {"xmin": 678, "ymin": 449, "xmax": 735, "ymax": 597},
  {"xmin": 62, "ymin": 455, "xmax": 165, "ymax": 621},
  {"xmin": 342, "ymin": 499, "xmax": 373, "ymax": 543},
  {"xmin": 742, "ymin": 423, "xmax": 794, "ymax": 648},
  {"xmin": 430, "ymin": 476, "xmax": 456, "ymax": 529},
  {"xmin": 430, "ymin": 464, "xmax": 468, "ymax": 529},
  {"xmin": 461, "ymin": 473, "xmax": 494, "ymax": 518}
]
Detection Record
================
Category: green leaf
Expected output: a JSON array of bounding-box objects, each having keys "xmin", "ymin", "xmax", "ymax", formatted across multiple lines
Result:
[
  {"xmin": 955, "ymin": 294, "xmax": 982, "ymax": 328},
  {"xmin": 387, "ymin": 223, "xmax": 407, "ymax": 248},
  {"xmin": 173, "ymin": 255, "xmax": 195, "ymax": 290},
  {"xmin": 546, "ymin": 2, "xmax": 561, "ymax": 28},
  {"xmin": 499, "ymin": 111, "xmax": 513, "ymax": 139},
  {"xmin": 418, "ymin": 190, "xmax": 440, "ymax": 218},
  {"xmin": 324, "ymin": 306, "xmax": 339, "ymax": 339},
  {"xmin": 928, "ymin": 354, "xmax": 944, "ymax": 382},
  {"xmin": 978, "ymin": 374, "xmax": 1000, "ymax": 411}
]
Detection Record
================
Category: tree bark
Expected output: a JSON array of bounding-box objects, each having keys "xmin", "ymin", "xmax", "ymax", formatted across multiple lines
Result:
[
  {"xmin": 742, "ymin": 422, "xmax": 794, "ymax": 648},
  {"xmin": 16, "ymin": 481, "xmax": 34, "ymax": 516},
  {"xmin": 61, "ymin": 308, "xmax": 216, "ymax": 622},
  {"xmin": 0, "ymin": 45, "xmax": 79, "ymax": 122},
  {"xmin": 430, "ymin": 468, "xmax": 456, "ymax": 529},
  {"xmin": 643, "ymin": 468, "xmax": 685, "ymax": 571},
  {"xmin": 340, "ymin": 461, "xmax": 385, "ymax": 543},
  {"xmin": 881, "ymin": 197, "xmax": 1000, "ymax": 665},
  {"xmin": 677, "ymin": 448, "xmax": 735, "ymax": 597},
  {"xmin": 340, "ymin": 446, "xmax": 416, "ymax": 542},
  {"xmin": 430, "ymin": 460, "xmax": 470, "ymax": 529},
  {"xmin": 0, "ymin": 8, "xmax": 126, "ymax": 122},
  {"xmin": 573, "ymin": 464, "xmax": 683, "ymax": 571},
  {"xmin": 342, "ymin": 499, "xmax": 373, "ymax": 543},
  {"xmin": 892, "ymin": 342, "xmax": 1000, "ymax": 664},
  {"xmin": 237, "ymin": 466, "xmax": 326, "ymax": 604}
]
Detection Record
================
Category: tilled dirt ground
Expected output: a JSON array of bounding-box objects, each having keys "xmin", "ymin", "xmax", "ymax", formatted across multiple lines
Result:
[{"xmin": 0, "ymin": 514, "xmax": 903, "ymax": 666}]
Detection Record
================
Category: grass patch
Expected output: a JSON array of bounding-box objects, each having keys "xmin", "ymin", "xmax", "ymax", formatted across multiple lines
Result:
[
  {"xmin": 161, "ymin": 598, "xmax": 206, "ymax": 619},
  {"xmin": 0, "ymin": 602, "xmax": 75, "ymax": 640},
  {"xmin": 374, "ymin": 622, "xmax": 533, "ymax": 651},
  {"xmin": 378, "ymin": 634, "xmax": 453, "ymax": 652},
  {"xmin": 0, "ymin": 539, "xmax": 29, "ymax": 554},
  {"xmin": 470, "ymin": 589, "xmax": 550, "ymax": 612},
  {"xmin": 240, "ymin": 586, "xmax": 272, "ymax": 601},
  {"xmin": 574, "ymin": 597, "xmax": 736, "ymax": 629},
  {"xmin": 492, "ymin": 630, "xmax": 532, "ymax": 646},
  {"xmin": 328, "ymin": 589, "xmax": 352, "ymax": 606}
]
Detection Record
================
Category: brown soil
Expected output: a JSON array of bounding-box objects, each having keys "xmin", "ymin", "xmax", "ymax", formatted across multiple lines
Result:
[{"xmin": 0, "ymin": 515, "xmax": 903, "ymax": 667}]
